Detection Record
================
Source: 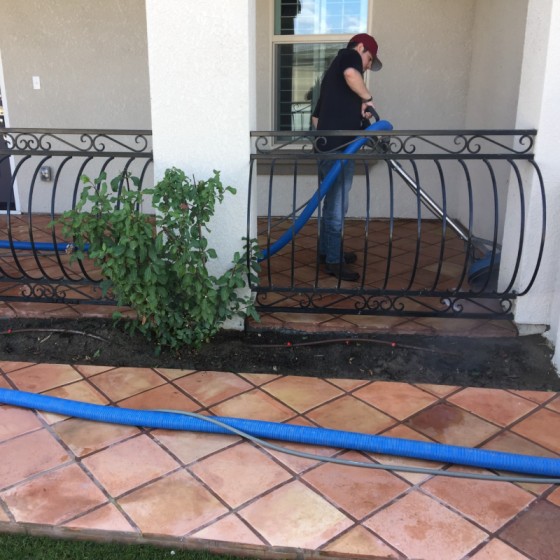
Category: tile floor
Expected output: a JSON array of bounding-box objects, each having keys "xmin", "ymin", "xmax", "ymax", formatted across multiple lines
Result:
[
  {"xmin": 254, "ymin": 217, "xmax": 516, "ymax": 337},
  {"xmin": 1, "ymin": 361, "xmax": 560, "ymax": 559},
  {"xmin": 0, "ymin": 214, "xmax": 556, "ymax": 559}
]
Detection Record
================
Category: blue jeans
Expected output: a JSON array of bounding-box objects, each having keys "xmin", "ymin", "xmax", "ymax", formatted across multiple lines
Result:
[{"xmin": 319, "ymin": 158, "xmax": 355, "ymax": 264}]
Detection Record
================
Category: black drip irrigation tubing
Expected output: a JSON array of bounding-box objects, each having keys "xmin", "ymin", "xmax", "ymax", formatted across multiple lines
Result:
[
  {"xmin": 246, "ymin": 337, "xmax": 460, "ymax": 356},
  {"xmin": 0, "ymin": 328, "xmax": 108, "ymax": 342}
]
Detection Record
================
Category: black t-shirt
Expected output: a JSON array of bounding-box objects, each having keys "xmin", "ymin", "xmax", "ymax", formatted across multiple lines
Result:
[{"xmin": 312, "ymin": 48, "xmax": 364, "ymax": 152}]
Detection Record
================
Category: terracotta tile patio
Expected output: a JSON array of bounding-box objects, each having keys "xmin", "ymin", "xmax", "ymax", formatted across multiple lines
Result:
[{"xmin": 1, "ymin": 360, "xmax": 560, "ymax": 559}]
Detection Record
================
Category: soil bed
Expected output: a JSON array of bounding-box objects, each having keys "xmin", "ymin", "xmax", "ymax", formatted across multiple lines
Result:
[{"xmin": 0, "ymin": 318, "xmax": 558, "ymax": 391}]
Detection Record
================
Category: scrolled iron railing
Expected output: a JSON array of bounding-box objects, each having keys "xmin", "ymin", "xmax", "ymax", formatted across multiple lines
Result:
[
  {"xmin": 248, "ymin": 128, "xmax": 546, "ymax": 319},
  {"xmin": 0, "ymin": 128, "xmax": 153, "ymax": 304}
]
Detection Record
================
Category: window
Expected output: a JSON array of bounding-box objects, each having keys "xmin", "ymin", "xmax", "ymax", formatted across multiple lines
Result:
[{"xmin": 274, "ymin": 0, "xmax": 369, "ymax": 131}]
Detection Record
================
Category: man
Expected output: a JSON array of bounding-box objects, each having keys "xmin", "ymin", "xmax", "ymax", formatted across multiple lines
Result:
[{"xmin": 311, "ymin": 33, "xmax": 382, "ymax": 281}]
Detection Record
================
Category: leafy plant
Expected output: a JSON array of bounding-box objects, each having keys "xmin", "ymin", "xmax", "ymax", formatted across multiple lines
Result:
[{"xmin": 59, "ymin": 168, "xmax": 260, "ymax": 352}]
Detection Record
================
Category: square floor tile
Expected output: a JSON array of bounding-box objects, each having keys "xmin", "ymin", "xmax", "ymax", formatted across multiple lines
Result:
[
  {"xmin": 174, "ymin": 371, "xmax": 253, "ymax": 407},
  {"xmin": 448, "ymin": 387, "xmax": 538, "ymax": 427},
  {"xmin": 82, "ymin": 434, "xmax": 180, "ymax": 496},
  {"xmin": 405, "ymin": 402, "xmax": 500, "ymax": 446},
  {"xmin": 64, "ymin": 502, "xmax": 137, "ymax": 533},
  {"xmin": 2, "ymin": 464, "xmax": 107, "ymax": 524},
  {"xmin": 354, "ymin": 381, "xmax": 438, "ymax": 420},
  {"xmin": 481, "ymin": 430, "xmax": 558, "ymax": 495},
  {"xmin": 43, "ymin": 379, "xmax": 109, "ymax": 404},
  {"xmin": 117, "ymin": 384, "xmax": 200, "ymax": 412},
  {"xmin": 118, "ymin": 470, "xmax": 228, "ymax": 537},
  {"xmin": 414, "ymin": 383, "xmax": 461, "ymax": 398},
  {"xmin": 0, "ymin": 429, "xmax": 71, "ymax": 490},
  {"xmin": 365, "ymin": 490, "xmax": 487, "ymax": 560},
  {"xmin": 73, "ymin": 365, "xmax": 114, "ymax": 378},
  {"xmin": 239, "ymin": 480, "xmax": 353, "ymax": 549},
  {"xmin": 237, "ymin": 372, "xmax": 281, "ymax": 386},
  {"xmin": 323, "ymin": 526, "xmax": 401, "ymax": 558},
  {"xmin": 326, "ymin": 377, "xmax": 370, "ymax": 392},
  {"xmin": 53, "ymin": 417, "xmax": 140, "ymax": 457},
  {"xmin": 302, "ymin": 451, "xmax": 410, "ymax": 519},
  {"xmin": 190, "ymin": 442, "xmax": 292, "ymax": 508},
  {"xmin": 500, "ymin": 501, "xmax": 560, "ymax": 560},
  {"xmin": 0, "ymin": 405, "xmax": 43, "ymax": 442},
  {"xmin": 89, "ymin": 367, "xmax": 166, "ymax": 402},
  {"xmin": 511, "ymin": 408, "xmax": 560, "ymax": 454},
  {"xmin": 306, "ymin": 395, "xmax": 396, "ymax": 434},
  {"xmin": 153, "ymin": 429, "xmax": 240, "ymax": 465},
  {"xmin": 510, "ymin": 389, "xmax": 557, "ymax": 405},
  {"xmin": 469, "ymin": 538, "xmax": 532, "ymax": 560},
  {"xmin": 7, "ymin": 363, "xmax": 82, "ymax": 393},
  {"xmin": 261, "ymin": 375, "xmax": 343, "ymax": 413},
  {"xmin": 191, "ymin": 514, "xmax": 265, "ymax": 546},
  {"xmin": 154, "ymin": 367, "xmax": 196, "ymax": 381},
  {"xmin": 0, "ymin": 362, "xmax": 35, "ymax": 374},
  {"xmin": 210, "ymin": 389, "xmax": 296, "ymax": 422},
  {"xmin": 422, "ymin": 467, "xmax": 535, "ymax": 531}
]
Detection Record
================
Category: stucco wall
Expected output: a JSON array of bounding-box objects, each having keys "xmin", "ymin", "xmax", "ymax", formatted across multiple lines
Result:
[
  {"xmin": 450, "ymin": 0, "xmax": 529, "ymax": 240},
  {"xmin": 0, "ymin": 0, "xmax": 151, "ymax": 129},
  {"xmin": 0, "ymin": 0, "xmax": 152, "ymax": 214},
  {"xmin": 466, "ymin": 0, "xmax": 528, "ymax": 128}
]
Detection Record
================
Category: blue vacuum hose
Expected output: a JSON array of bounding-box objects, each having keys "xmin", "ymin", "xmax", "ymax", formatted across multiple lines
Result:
[
  {"xmin": 0, "ymin": 240, "xmax": 88, "ymax": 252},
  {"xmin": 1, "ymin": 388, "xmax": 559, "ymax": 477},
  {"xmin": 259, "ymin": 119, "xmax": 394, "ymax": 261}
]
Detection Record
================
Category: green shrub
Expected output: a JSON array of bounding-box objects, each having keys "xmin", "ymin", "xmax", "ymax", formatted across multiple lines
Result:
[{"xmin": 60, "ymin": 167, "xmax": 260, "ymax": 352}]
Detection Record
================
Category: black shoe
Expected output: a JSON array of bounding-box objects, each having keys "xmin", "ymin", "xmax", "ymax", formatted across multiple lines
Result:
[
  {"xmin": 320, "ymin": 252, "xmax": 357, "ymax": 265},
  {"xmin": 325, "ymin": 263, "xmax": 360, "ymax": 281}
]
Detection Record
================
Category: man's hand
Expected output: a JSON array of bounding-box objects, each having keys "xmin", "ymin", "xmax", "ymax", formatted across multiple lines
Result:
[{"xmin": 362, "ymin": 104, "xmax": 378, "ymax": 121}]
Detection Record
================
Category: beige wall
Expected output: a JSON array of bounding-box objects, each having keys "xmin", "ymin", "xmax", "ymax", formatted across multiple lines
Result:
[
  {"xmin": 466, "ymin": 0, "xmax": 528, "ymax": 128},
  {"xmin": 370, "ymin": 0, "xmax": 474, "ymax": 129},
  {"xmin": 0, "ymin": 0, "xmax": 151, "ymax": 129},
  {"xmin": 450, "ymin": 0, "xmax": 529, "ymax": 239}
]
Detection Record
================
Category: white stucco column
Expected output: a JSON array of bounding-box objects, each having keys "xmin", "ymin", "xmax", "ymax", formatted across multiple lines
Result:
[
  {"xmin": 145, "ymin": 0, "xmax": 256, "ymax": 329},
  {"xmin": 502, "ymin": 0, "xmax": 560, "ymax": 367}
]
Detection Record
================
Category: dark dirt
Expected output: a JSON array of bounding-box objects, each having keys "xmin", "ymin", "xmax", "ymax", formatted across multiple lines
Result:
[{"xmin": 0, "ymin": 318, "xmax": 559, "ymax": 391}]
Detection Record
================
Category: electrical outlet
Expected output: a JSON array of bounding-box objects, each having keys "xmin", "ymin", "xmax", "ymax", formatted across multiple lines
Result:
[{"xmin": 32, "ymin": 76, "xmax": 41, "ymax": 90}]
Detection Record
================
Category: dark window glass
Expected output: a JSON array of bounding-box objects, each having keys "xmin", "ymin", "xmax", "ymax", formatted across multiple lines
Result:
[{"xmin": 276, "ymin": 42, "xmax": 344, "ymax": 131}]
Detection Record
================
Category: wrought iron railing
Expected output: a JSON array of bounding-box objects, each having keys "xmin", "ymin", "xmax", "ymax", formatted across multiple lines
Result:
[
  {"xmin": 0, "ymin": 128, "xmax": 153, "ymax": 304},
  {"xmin": 248, "ymin": 128, "xmax": 546, "ymax": 318}
]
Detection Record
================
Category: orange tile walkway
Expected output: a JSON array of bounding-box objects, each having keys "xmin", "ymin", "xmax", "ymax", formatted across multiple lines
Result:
[{"xmin": 1, "ymin": 360, "xmax": 560, "ymax": 559}]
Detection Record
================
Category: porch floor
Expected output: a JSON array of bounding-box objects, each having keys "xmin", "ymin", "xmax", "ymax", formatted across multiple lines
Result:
[
  {"xmin": 253, "ymin": 216, "xmax": 516, "ymax": 337},
  {"xmin": 1, "ymin": 216, "xmax": 558, "ymax": 560}
]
